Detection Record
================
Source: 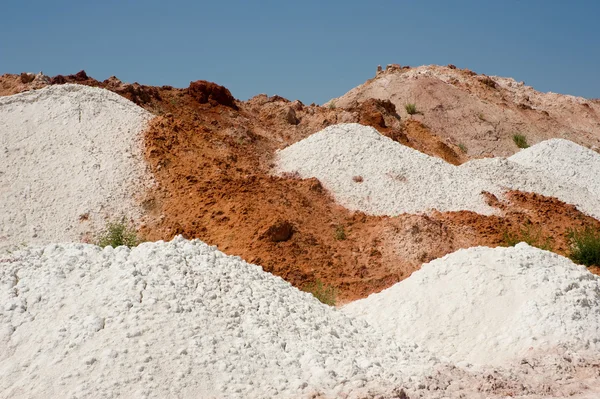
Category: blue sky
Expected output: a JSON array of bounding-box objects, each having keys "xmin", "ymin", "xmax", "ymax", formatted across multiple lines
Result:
[{"xmin": 1, "ymin": 0, "xmax": 599, "ymax": 104}]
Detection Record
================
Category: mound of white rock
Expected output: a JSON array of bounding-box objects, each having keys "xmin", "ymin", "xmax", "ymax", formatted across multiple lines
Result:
[
  {"xmin": 343, "ymin": 243, "xmax": 600, "ymax": 366},
  {"xmin": 276, "ymin": 123, "xmax": 600, "ymax": 220},
  {"xmin": 508, "ymin": 138, "xmax": 600, "ymax": 197},
  {"xmin": 276, "ymin": 123, "xmax": 500, "ymax": 216},
  {"xmin": 0, "ymin": 84, "xmax": 153, "ymax": 252},
  {"xmin": 0, "ymin": 237, "xmax": 436, "ymax": 399}
]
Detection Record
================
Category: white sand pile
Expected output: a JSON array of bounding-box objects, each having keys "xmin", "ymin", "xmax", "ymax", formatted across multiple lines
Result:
[
  {"xmin": 509, "ymin": 138, "xmax": 600, "ymax": 197},
  {"xmin": 343, "ymin": 243, "xmax": 600, "ymax": 366},
  {"xmin": 0, "ymin": 236, "xmax": 439, "ymax": 399},
  {"xmin": 0, "ymin": 84, "xmax": 152, "ymax": 253},
  {"xmin": 277, "ymin": 123, "xmax": 600, "ymax": 220},
  {"xmin": 276, "ymin": 123, "xmax": 500, "ymax": 216}
]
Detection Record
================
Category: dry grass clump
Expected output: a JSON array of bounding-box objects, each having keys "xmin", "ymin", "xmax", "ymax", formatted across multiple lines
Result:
[
  {"xmin": 405, "ymin": 103, "xmax": 418, "ymax": 115},
  {"xmin": 503, "ymin": 222, "xmax": 553, "ymax": 251},
  {"xmin": 95, "ymin": 218, "xmax": 141, "ymax": 248},
  {"xmin": 512, "ymin": 133, "xmax": 529, "ymax": 149},
  {"xmin": 567, "ymin": 226, "xmax": 600, "ymax": 267},
  {"xmin": 303, "ymin": 279, "xmax": 338, "ymax": 306}
]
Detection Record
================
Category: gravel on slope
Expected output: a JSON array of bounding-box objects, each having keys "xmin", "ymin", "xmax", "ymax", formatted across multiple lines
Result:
[
  {"xmin": 0, "ymin": 236, "xmax": 441, "ymax": 399},
  {"xmin": 0, "ymin": 84, "xmax": 153, "ymax": 253},
  {"xmin": 343, "ymin": 243, "xmax": 600, "ymax": 366}
]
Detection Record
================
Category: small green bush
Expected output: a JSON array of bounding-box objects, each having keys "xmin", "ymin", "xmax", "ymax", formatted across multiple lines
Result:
[
  {"xmin": 512, "ymin": 134, "xmax": 529, "ymax": 149},
  {"xmin": 503, "ymin": 222, "xmax": 552, "ymax": 251},
  {"xmin": 405, "ymin": 103, "xmax": 418, "ymax": 115},
  {"xmin": 334, "ymin": 225, "xmax": 346, "ymax": 240},
  {"xmin": 328, "ymin": 100, "xmax": 336, "ymax": 109},
  {"xmin": 95, "ymin": 218, "xmax": 140, "ymax": 248},
  {"xmin": 567, "ymin": 226, "xmax": 600, "ymax": 266},
  {"xmin": 458, "ymin": 143, "xmax": 468, "ymax": 153},
  {"xmin": 303, "ymin": 280, "xmax": 338, "ymax": 306}
]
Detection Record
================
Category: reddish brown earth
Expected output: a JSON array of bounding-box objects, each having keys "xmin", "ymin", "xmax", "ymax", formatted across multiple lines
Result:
[{"xmin": 2, "ymin": 70, "xmax": 598, "ymax": 300}]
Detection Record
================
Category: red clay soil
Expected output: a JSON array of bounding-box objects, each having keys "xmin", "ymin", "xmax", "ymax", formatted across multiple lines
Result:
[
  {"xmin": 3, "ymin": 71, "xmax": 597, "ymax": 299},
  {"xmin": 132, "ymin": 81, "xmax": 600, "ymax": 302}
]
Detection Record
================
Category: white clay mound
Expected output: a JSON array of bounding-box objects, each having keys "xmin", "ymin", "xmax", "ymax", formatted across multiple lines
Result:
[
  {"xmin": 276, "ymin": 123, "xmax": 500, "ymax": 216},
  {"xmin": 509, "ymin": 138, "xmax": 600, "ymax": 197},
  {"xmin": 277, "ymin": 123, "xmax": 600, "ymax": 220},
  {"xmin": 0, "ymin": 84, "xmax": 153, "ymax": 252},
  {"xmin": 343, "ymin": 243, "xmax": 600, "ymax": 366},
  {"xmin": 0, "ymin": 237, "xmax": 437, "ymax": 399}
]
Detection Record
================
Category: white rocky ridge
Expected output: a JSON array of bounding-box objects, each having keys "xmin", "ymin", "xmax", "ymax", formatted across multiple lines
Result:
[
  {"xmin": 276, "ymin": 123, "xmax": 600, "ymax": 219},
  {"xmin": 343, "ymin": 243, "xmax": 600, "ymax": 366},
  {"xmin": 0, "ymin": 84, "xmax": 153, "ymax": 253}
]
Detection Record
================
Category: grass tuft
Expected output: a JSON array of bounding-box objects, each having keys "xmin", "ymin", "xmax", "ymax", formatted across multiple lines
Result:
[
  {"xmin": 95, "ymin": 218, "xmax": 141, "ymax": 248},
  {"xmin": 512, "ymin": 133, "xmax": 529, "ymax": 149},
  {"xmin": 502, "ymin": 222, "xmax": 553, "ymax": 251},
  {"xmin": 334, "ymin": 225, "xmax": 346, "ymax": 240},
  {"xmin": 567, "ymin": 226, "xmax": 600, "ymax": 267},
  {"xmin": 457, "ymin": 143, "xmax": 468, "ymax": 153},
  {"xmin": 303, "ymin": 279, "xmax": 338, "ymax": 306},
  {"xmin": 405, "ymin": 103, "xmax": 418, "ymax": 115}
]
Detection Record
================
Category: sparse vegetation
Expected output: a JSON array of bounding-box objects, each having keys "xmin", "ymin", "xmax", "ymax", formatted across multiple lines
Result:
[
  {"xmin": 95, "ymin": 218, "xmax": 141, "ymax": 248},
  {"xmin": 328, "ymin": 100, "xmax": 336, "ymax": 109},
  {"xmin": 334, "ymin": 225, "xmax": 346, "ymax": 240},
  {"xmin": 458, "ymin": 143, "xmax": 468, "ymax": 153},
  {"xmin": 567, "ymin": 226, "xmax": 600, "ymax": 267},
  {"xmin": 405, "ymin": 103, "xmax": 418, "ymax": 115},
  {"xmin": 512, "ymin": 133, "xmax": 529, "ymax": 149},
  {"xmin": 503, "ymin": 222, "xmax": 553, "ymax": 251},
  {"xmin": 303, "ymin": 279, "xmax": 338, "ymax": 306}
]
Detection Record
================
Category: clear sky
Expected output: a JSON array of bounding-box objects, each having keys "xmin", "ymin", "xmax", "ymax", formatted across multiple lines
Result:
[{"xmin": 1, "ymin": 0, "xmax": 599, "ymax": 104}]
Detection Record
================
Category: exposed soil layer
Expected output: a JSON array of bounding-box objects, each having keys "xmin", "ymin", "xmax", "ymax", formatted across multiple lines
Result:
[
  {"xmin": 329, "ymin": 64, "xmax": 600, "ymax": 157},
  {"xmin": 134, "ymin": 84, "xmax": 600, "ymax": 301},
  {"xmin": 3, "ymin": 70, "xmax": 598, "ymax": 299}
]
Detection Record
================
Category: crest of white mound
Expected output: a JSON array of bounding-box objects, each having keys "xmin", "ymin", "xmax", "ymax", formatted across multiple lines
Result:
[
  {"xmin": 0, "ymin": 84, "xmax": 153, "ymax": 252},
  {"xmin": 509, "ymin": 138, "xmax": 600, "ymax": 197},
  {"xmin": 343, "ymin": 244, "xmax": 600, "ymax": 366},
  {"xmin": 276, "ymin": 123, "xmax": 498, "ymax": 216},
  {"xmin": 0, "ymin": 237, "xmax": 435, "ymax": 399}
]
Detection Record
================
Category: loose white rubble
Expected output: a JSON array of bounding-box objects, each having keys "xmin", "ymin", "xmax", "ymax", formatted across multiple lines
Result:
[
  {"xmin": 2, "ymin": 238, "xmax": 600, "ymax": 398},
  {"xmin": 508, "ymin": 138, "xmax": 600, "ymax": 197},
  {"xmin": 276, "ymin": 123, "xmax": 501, "ymax": 216},
  {"xmin": 0, "ymin": 237, "xmax": 437, "ymax": 399},
  {"xmin": 343, "ymin": 243, "xmax": 600, "ymax": 366},
  {"xmin": 0, "ymin": 84, "xmax": 153, "ymax": 253},
  {"xmin": 276, "ymin": 123, "xmax": 600, "ymax": 219}
]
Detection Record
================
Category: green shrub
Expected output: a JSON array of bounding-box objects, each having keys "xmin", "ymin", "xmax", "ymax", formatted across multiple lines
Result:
[
  {"xmin": 512, "ymin": 133, "xmax": 529, "ymax": 149},
  {"xmin": 503, "ymin": 222, "xmax": 552, "ymax": 251},
  {"xmin": 328, "ymin": 100, "xmax": 336, "ymax": 109},
  {"xmin": 458, "ymin": 143, "xmax": 468, "ymax": 153},
  {"xmin": 405, "ymin": 103, "xmax": 418, "ymax": 115},
  {"xmin": 334, "ymin": 225, "xmax": 346, "ymax": 240},
  {"xmin": 303, "ymin": 280, "xmax": 338, "ymax": 306},
  {"xmin": 95, "ymin": 218, "xmax": 141, "ymax": 248},
  {"xmin": 567, "ymin": 226, "xmax": 600, "ymax": 266}
]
